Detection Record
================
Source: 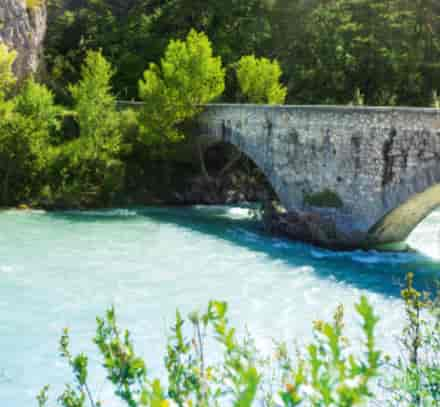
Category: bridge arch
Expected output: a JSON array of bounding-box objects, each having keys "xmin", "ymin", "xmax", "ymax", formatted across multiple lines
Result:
[
  {"xmin": 367, "ymin": 161, "xmax": 440, "ymax": 245},
  {"xmin": 199, "ymin": 119, "xmax": 290, "ymax": 210}
]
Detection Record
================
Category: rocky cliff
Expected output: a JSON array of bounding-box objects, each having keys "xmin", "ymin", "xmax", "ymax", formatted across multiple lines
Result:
[{"xmin": 0, "ymin": 0, "xmax": 47, "ymax": 80}]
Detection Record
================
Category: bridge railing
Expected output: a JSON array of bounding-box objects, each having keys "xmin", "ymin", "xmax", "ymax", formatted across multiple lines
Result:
[{"xmin": 115, "ymin": 100, "xmax": 440, "ymax": 114}]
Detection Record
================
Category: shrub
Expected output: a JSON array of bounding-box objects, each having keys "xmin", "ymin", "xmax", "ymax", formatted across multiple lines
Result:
[
  {"xmin": 236, "ymin": 55, "xmax": 287, "ymax": 105},
  {"xmin": 38, "ymin": 297, "xmax": 380, "ymax": 406},
  {"xmin": 386, "ymin": 273, "xmax": 440, "ymax": 405},
  {"xmin": 48, "ymin": 138, "xmax": 125, "ymax": 208}
]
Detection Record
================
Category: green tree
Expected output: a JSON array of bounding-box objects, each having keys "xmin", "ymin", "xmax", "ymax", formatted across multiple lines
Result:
[
  {"xmin": 398, "ymin": 0, "xmax": 440, "ymax": 105},
  {"xmin": 49, "ymin": 50, "xmax": 124, "ymax": 207},
  {"xmin": 268, "ymin": 0, "xmax": 317, "ymax": 103},
  {"xmin": 43, "ymin": 0, "xmax": 440, "ymax": 106},
  {"xmin": 0, "ymin": 48, "xmax": 49, "ymax": 206},
  {"xmin": 152, "ymin": 0, "xmax": 272, "ymax": 71},
  {"xmin": 15, "ymin": 79, "xmax": 61, "ymax": 140},
  {"xmin": 69, "ymin": 50, "xmax": 120, "ymax": 151},
  {"xmin": 138, "ymin": 29, "xmax": 225, "ymax": 144},
  {"xmin": 267, "ymin": 0, "xmax": 440, "ymax": 106},
  {"xmin": 44, "ymin": 0, "xmax": 271, "ymax": 99},
  {"xmin": 236, "ymin": 55, "xmax": 287, "ymax": 104},
  {"xmin": 44, "ymin": 0, "xmax": 118, "ymax": 98}
]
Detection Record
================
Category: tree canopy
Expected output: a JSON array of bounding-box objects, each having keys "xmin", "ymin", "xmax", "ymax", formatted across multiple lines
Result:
[
  {"xmin": 138, "ymin": 29, "xmax": 225, "ymax": 144},
  {"xmin": 236, "ymin": 55, "xmax": 287, "ymax": 104},
  {"xmin": 44, "ymin": 0, "xmax": 440, "ymax": 106}
]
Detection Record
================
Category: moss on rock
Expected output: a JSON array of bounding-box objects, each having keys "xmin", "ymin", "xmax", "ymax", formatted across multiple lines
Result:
[{"xmin": 304, "ymin": 189, "xmax": 343, "ymax": 208}]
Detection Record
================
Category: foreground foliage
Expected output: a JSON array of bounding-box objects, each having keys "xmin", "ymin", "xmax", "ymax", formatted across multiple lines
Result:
[
  {"xmin": 36, "ymin": 275, "xmax": 440, "ymax": 406},
  {"xmin": 387, "ymin": 274, "xmax": 440, "ymax": 406},
  {"xmin": 38, "ymin": 297, "xmax": 382, "ymax": 406}
]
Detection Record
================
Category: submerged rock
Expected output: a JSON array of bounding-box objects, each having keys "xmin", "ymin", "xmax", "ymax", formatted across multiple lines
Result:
[
  {"xmin": 0, "ymin": 0, "xmax": 47, "ymax": 80},
  {"xmin": 263, "ymin": 202, "xmax": 364, "ymax": 250}
]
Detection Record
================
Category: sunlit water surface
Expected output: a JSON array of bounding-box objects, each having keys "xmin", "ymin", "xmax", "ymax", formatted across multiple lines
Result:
[{"xmin": 1, "ymin": 206, "xmax": 440, "ymax": 406}]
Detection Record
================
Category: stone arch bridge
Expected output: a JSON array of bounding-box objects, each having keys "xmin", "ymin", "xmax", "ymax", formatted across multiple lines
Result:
[{"xmin": 198, "ymin": 104, "xmax": 440, "ymax": 248}]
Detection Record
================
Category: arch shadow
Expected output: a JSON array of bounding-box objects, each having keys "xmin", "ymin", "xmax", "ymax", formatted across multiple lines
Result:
[{"xmin": 200, "ymin": 122, "xmax": 294, "ymax": 211}]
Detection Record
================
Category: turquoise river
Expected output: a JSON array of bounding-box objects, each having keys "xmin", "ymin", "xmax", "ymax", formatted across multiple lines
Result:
[{"xmin": 1, "ymin": 206, "xmax": 440, "ymax": 406}]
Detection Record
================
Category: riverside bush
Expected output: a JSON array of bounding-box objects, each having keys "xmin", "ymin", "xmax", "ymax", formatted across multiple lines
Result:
[
  {"xmin": 386, "ymin": 273, "xmax": 440, "ymax": 406},
  {"xmin": 37, "ymin": 297, "xmax": 382, "ymax": 406},
  {"xmin": 37, "ymin": 276, "xmax": 440, "ymax": 406},
  {"xmin": 0, "ymin": 109, "xmax": 49, "ymax": 205}
]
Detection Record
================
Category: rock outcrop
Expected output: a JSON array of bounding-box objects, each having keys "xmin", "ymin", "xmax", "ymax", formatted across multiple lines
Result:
[{"xmin": 0, "ymin": 0, "xmax": 47, "ymax": 80}]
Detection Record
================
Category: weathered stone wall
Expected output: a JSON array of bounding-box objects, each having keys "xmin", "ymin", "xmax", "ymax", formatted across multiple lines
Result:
[
  {"xmin": 0, "ymin": 0, "xmax": 47, "ymax": 80},
  {"xmin": 198, "ymin": 105, "xmax": 440, "ymax": 247}
]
